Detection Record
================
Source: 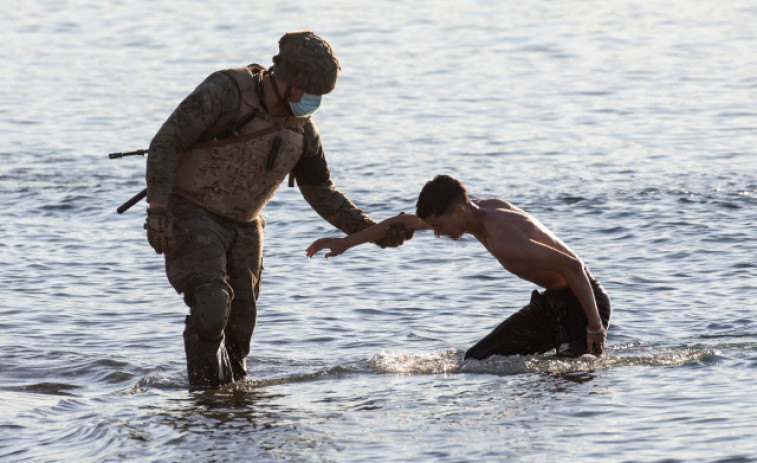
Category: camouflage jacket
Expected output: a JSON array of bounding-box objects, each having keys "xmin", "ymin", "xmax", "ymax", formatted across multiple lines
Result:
[{"xmin": 146, "ymin": 66, "xmax": 375, "ymax": 235}]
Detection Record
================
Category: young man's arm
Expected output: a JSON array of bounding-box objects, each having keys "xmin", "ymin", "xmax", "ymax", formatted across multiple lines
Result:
[
  {"xmin": 306, "ymin": 213, "xmax": 428, "ymax": 258},
  {"xmin": 295, "ymin": 124, "xmax": 414, "ymax": 249},
  {"xmin": 515, "ymin": 239, "xmax": 605, "ymax": 353}
]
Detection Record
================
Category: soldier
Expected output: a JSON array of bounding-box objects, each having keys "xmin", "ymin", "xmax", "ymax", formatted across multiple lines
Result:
[{"xmin": 144, "ymin": 31, "xmax": 413, "ymax": 387}]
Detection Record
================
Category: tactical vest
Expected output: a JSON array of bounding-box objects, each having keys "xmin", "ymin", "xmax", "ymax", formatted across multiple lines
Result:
[{"xmin": 174, "ymin": 66, "xmax": 306, "ymax": 223}]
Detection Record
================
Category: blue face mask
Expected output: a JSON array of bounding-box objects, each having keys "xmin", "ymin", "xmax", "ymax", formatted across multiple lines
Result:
[{"xmin": 290, "ymin": 93, "xmax": 322, "ymax": 117}]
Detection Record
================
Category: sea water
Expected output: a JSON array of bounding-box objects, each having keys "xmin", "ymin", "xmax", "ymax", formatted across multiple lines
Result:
[{"xmin": 1, "ymin": 0, "xmax": 755, "ymax": 462}]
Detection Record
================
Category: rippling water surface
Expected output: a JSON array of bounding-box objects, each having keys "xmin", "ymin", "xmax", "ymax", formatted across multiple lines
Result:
[{"xmin": 1, "ymin": 1, "xmax": 756, "ymax": 462}]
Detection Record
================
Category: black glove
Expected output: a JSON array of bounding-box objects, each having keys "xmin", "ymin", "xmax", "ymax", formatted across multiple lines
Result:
[
  {"xmin": 375, "ymin": 221, "xmax": 415, "ymax": 248},
  {"xmin": 144, "ymin": 208, "xmax": 171, "ymax": 254}
]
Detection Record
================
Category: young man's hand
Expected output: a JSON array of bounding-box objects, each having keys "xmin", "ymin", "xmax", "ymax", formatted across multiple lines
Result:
[
  {"xmin": 306, "ymin": 237, "xmax": 348, "ymax": 259},
  {"xmin": 586, "ymin": 326, "xmax": 606, "ymax": 355}
]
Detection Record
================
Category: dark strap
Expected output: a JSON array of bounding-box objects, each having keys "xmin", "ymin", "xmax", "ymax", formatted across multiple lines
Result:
[
  {"xmin": 190, "ymin": 118, "xmax": 300, "ymax": 150},
  {"xmin": 225, "ymin": 108, "xmax": 260, "ymax": 137},
  {"xmin": 269, "ymin": 73, "xmax": 291, "ymax": 109},
  {"xmin": 266, "ymin": 136, "xmax": 282, "ymax": 172}
]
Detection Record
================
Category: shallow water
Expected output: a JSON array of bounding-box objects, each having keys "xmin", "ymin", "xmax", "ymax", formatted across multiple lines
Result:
[{"xmin": 1, "ymin": 0, "xmax": 756, "ymax": 462}]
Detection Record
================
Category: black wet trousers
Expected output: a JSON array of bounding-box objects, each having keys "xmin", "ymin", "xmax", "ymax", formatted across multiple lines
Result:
[
  {"xmin": 164, "ymin": 195, "xmax": 263, "ymax": 387},
  {"xmin": 464, "ymin": 277, "xmax": 611, "ymax": 360}
]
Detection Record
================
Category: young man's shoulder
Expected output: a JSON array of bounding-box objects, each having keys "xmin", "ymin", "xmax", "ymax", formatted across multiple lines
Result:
[{"xmin": 473, "ymin": 198, "xmax": 515, "ymax": 210}]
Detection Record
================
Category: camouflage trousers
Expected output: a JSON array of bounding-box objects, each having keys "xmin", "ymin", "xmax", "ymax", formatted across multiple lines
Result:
[{"xmin": 164, "ymin": 195, "xmax": 263, "ymax": 386}]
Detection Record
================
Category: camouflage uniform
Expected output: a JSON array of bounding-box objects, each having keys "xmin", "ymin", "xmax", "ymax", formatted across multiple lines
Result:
[{"xmin": 145, "ymin": 32, "xmax": 411, "ymax": 387}]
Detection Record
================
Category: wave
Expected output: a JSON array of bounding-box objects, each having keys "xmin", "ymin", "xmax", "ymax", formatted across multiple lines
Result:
[
  {"xmin": 125, "ymin": 343, "xmax": 721, "ymax": 392},
  {"xmin": 368, "ymin": 343, "xmax": 720, "ymax": 376}
]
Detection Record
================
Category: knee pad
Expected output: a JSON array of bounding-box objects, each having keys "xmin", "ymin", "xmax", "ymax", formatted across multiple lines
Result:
[{"xmin": 191, "ymin": 284, "xmax": 231, "ymax": 341}]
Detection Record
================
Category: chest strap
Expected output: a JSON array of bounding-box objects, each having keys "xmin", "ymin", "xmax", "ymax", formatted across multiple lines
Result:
[{"xmin": 190, "ymin": 117, "xmax": 301, "ymax": 151}]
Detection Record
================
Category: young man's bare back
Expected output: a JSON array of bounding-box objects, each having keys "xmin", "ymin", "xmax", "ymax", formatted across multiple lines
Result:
[
  {"xmin": 306, "ymin": 175, "xmax": 612, "ymax": 359},
  {"xmin": 465, "ymin": 199, "xmax": 578, "ymax": 290}
]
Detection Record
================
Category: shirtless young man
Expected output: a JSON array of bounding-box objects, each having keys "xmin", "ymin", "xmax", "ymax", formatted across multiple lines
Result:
[{"xmin": 306, "ymin": 174, "xmax": 611, "ymax": 358}]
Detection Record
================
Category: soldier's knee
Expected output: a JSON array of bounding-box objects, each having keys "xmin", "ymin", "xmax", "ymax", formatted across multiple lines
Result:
[{"xmin": 190, "ymin": 283, "xmax": 231, "ymax": 341}]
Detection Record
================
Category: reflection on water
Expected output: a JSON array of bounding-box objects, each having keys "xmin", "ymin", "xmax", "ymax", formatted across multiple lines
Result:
[
  {"xmin": 1, "ymin": 0, "xmax": 756, "ymax": 461},
  {"xmin": 0, "ymin": 343, "xmax": 753, "ymax": 462},
  {"xmin": 161, "ymin": 388, "xmax": 286, "ymax": 435}
]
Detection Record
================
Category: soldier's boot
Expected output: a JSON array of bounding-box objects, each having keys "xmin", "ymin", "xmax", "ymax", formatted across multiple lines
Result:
[
  {"xmin": 229, "ymin": 354, "xmax": 247, "ymax": 381},
  {"xmin": 183, "ymin": 318, "xmax": 232, "ymax": 387},
  {"xmin": 183, "ymin": 284, "xmax": 233, "ymax": 388},
  {"xmin": 224, "ymin": 305, "xmax": 256, "ymax": 381}
]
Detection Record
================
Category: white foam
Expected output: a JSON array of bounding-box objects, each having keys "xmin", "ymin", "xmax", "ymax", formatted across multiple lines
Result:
[
  {"xmin": 462, "ymin": 345, "xmax": 717, "ymax": 376},
  {"xmin": 368, "ymin": 345, "xmax": 717, "ymax": 377},
  {"xmin": 369, "ymin": 349, "xmax": 461, "ymax": 375}
]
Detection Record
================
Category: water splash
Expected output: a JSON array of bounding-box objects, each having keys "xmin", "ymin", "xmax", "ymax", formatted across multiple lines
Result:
[
  {"xmin": 120, "ymin": 344, "xmax": 721, "ymax": 396},
  {"xmin": 369, "ymin": 349, "xmax": 460, "ymax": 375},
  {"xmin": 126, "ymin": 374, "xmax": 186, "ymax": 394},
  {"xmin": 366, "ymin": 344, "xmax": 718, "ymax": 377}
]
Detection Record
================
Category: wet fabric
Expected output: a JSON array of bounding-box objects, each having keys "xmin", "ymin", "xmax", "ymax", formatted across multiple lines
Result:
[
  {"xmin": 464, "ymin": 275, "xmax": 611, "ymax": 360},
  {"xmin": 164, "ymin": 195, "xmax": 263, "ymax": 385},
  {"xmin": 183, "ymin": 315, "xmax": 233, "ymax": 388}
]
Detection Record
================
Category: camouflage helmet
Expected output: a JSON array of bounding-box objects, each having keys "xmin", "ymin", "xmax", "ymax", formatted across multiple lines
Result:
[{"xmin": 272, "ymin": 31, "xmax": 339, "ymax": 95}]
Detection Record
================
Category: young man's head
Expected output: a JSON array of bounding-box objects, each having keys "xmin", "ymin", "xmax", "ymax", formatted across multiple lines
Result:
[{"xmin": 416, "ymin": 175, "xmax": 470, "ymax": 240}]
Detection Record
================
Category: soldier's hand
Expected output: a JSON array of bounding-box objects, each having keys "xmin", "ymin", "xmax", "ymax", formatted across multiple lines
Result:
[
  {"xmin": 374, "ymin": 219, "xmax": 415, "ymax": 249},
  {"xmin": 144, "ymin": 207, "xmax": 171, "ymax": 254}
]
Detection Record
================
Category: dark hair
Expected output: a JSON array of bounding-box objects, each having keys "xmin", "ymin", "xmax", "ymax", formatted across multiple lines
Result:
[{"xmin": 416, "ymin": 175, "xmax": 470, "ymax": 219}]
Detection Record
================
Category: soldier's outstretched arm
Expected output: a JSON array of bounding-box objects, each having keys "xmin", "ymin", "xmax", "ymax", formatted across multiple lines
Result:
[
  {"xmin": 293, "ymin": 122, "xmax": 415, "ymax": 248},
  {"xmin": 298, "ymin": 180, "xmax": 416, "ymax": 248},
  {"xmin": 299, "ymin": 180, "xmax": 375, "ymax": 234}
]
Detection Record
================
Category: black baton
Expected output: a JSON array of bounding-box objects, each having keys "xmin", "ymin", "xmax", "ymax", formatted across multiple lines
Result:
[
  {"xmin": 109, "ymin": 149, "xmax": 147, "ymax": 159},
  {"xmin": 117, "ymin": 188, "xmax": 147, "ymax": 214}
]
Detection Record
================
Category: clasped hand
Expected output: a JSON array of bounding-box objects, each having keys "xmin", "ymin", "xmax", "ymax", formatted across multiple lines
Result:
[{"xmin": 145, "ymin": 208, "xmax": 171, "ymax": 254}]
